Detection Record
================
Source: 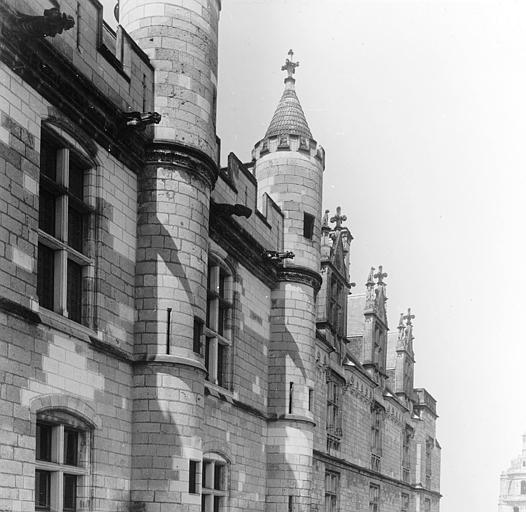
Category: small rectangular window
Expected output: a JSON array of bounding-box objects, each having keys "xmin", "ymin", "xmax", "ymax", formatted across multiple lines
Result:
[
  {"xmin": 193, "ymin": 318, "xmax": 203, "ymax": 354},
  {"xmin": 189, "ymin": 460, "xmax": 199, "ymax": 494},
  {"xmin": 303, "ymin": 212, "xmax": 315, "ymax": 239},
  {"xmin": 308, "ymin": 388, "xmax": 313, "ymax": 412},
  {"xmin": 289, "ymin": 382, "xmax": 294, "ymax": 414}
]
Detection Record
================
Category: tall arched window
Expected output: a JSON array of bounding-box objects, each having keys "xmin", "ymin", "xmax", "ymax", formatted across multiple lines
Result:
[
  {"xmin": 521, "ymin": 480, "xmax": 526, "ymax": 494},
  {"xmin": 205, "ymin": 256, "xmax": 233, "ymax": 388},
  {"xmin": 35, "ymin": 409, "xmax": 93, "ymax": 512}
]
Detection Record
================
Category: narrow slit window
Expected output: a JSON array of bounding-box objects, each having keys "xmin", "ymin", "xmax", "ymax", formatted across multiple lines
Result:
[{"xmin": 303, "ymin": 212, "xmax": 315, "ymax": 239}]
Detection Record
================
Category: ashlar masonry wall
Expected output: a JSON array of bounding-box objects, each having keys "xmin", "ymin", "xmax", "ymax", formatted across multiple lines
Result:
[{"xmin": 0, "ymin": 55, "xmax": 144, "ymax": 511}]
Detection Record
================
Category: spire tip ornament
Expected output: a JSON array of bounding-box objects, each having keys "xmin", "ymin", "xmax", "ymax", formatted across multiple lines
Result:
[
  {"xmin": 281, "ymin": 49, "xmax": 299, "ymax": 82},
  {"xmin": 374, "ymin": 265, "xmax": 388, "ymax": 286}
]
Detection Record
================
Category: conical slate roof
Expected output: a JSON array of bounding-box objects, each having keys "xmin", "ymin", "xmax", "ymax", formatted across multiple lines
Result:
[{"xmin": 264, "ymin": 83, "xmax": 313, "ymax": 140}]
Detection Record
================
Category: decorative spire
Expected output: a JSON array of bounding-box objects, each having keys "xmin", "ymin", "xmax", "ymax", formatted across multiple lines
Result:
[
  {"xmin": 263, "ymin": 51, "xmax": 313, "ymax": 140},
  {"xmin": 322, "ymin": 209, "xmax": 330, "ymax": 230},
  {"xmin": 366, "ymin": 267, "xmax": 375, "ymax": 288},
  {"xmin": 374, "ymin": 265, "xmax": 388, "ymax": 286},
  {"xmin": 365, "ymin": 267, "xmax": 376, "ymax": 309},
  {"xmin": 281, "ymin": 49, "xmax": 299, "ymax": 83},
  {"xmin": 330, "ymin": 207, "xmax": 347, "ymax": 230},
  {"xmin": 403, "ymin": 307, "xmax": 415, "ymax": 326},
  {"xmin": 398, "ymin": 313, "xmax": 405, "ymax": 334}
]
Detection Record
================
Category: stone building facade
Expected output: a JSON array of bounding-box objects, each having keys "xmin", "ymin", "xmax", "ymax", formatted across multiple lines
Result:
[
  {"xmin": 0, "ymin": 1, "xmax": 441, "ymax": 512},
  {"xmin": 499, "ymin": 436, "xmax": 526, "ymax": 512}
]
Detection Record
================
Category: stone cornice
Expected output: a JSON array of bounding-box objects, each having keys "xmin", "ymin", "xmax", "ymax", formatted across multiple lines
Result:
[
  {"xmin": 0, "ymin": 3, "xmax": 148, "ymax": 174},
  {"xmin": 277, "ymin": 265, "xmax": 322, "ymax": 293},
  {"xmin": 145, "ymin": 142, "xmax": 219, "ymax": 190}
]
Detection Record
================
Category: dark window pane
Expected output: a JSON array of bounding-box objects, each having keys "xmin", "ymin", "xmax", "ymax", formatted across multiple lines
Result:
[
  {"xmin": 214, "ymin": 463, "xmax": 223, "ymax": 490},
  {"xmin": 63, "ymin": 474, "xmax": 77, "ymax": 512},
  {"xmin": 213, "ymin": 496, "xmax": 222, "ymax": 512},
  {"xmin": 193, "ymin": 318, "xmax": 202, "ymax": 354},
  {"xmin": 39, "ymin": 188, "xmax": 56, "ymax": 236},
  {"xmin": 64, "ymin": 428, "xmax": 79, "ymax": 466},
  {"xmin": 219, "ymin": 270, "xmax": 226, "ymax": 298},
  {"xmin": 68, "ymin": 161, "xmax": 84, "ymax": 200},
  {"xmin": 217, "ymin": 343, "xmax": 226, "ymax": 388},
  {"xmin": 67, "ymin": 259, "xmax": 82, "ymax": 324},
  {"xmin": 217, "ymin": 302, "xmax": 226, "ymax": 336},
  {"xmin": 35, "ymin": 470, "xmax": 51, "ymax": 510},
  {"xmin": 303, "ymin": 212, "xmax": 315, "ymax": 239},
  {"xmin": 204, "ymin": 339, "xmax": 211, "ymax": 376},
  {"xmin": 37, "ymin": 244, "xmax": 55, "ymax": 311},
  {"xmin": 68, "ymin": 206, "xmax": 84, "ymax": 253},
  {"xmin": 189, "ymin": 460, "xmax": 198, "ymax": 494},
  {"xmin": 36, "ymin": 423, "xmax": 52, "ymax": 461},
  {"xmin": 201, "ymin": 494, "xmax": 206, "ymax": 512},
  {"xmin": 40, "ymin": 139, "xmax": 57, "ymax": 180}
]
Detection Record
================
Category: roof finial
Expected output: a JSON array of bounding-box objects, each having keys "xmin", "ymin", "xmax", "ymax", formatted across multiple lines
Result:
[
  {"xmin": 330, "ymin": 206, "xmax": 347, "ymax": 230},
  {"xmin": 374, "ymin": 265, "xmax": 388, "ymax": 286},
  {"xmin": 403, "ymin": 307, "xmax": 415, "ymax": 326},
  {"xmin": 281, "ymin": 49, "xmax": 299, "ymax": 83},
  {"xmin": 398, "ymin": 313, "xmax": 405, "ymax": 331},
  {"xmin": 366, "ymin": 267, "xmax": 375, "ymax": 288}
]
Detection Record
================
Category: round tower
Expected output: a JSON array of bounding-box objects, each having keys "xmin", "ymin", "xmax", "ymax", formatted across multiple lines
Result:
[
  {"xmin": 119, "ymin": 2, "xmax": 221, "ymax": 511},
  {"xmin": 253, "ymin": 51, "xmax": 324, "ymax": 512}
]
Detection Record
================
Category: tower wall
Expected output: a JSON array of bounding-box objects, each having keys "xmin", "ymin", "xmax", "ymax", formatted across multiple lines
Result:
[
  {"xmin": 119, "ymin": 2, "xmax": 221, "ymax": 510},
  {"xmin": 252, "ymin": 74, "xmax": 324, "ymax": 512},
  {"xmin": 253, "ymin": 138, "xmax": 324, "ymax": 271},
  {"xmin": 120, "ymin": 0, "xmax": 221, "ymax": 160}
]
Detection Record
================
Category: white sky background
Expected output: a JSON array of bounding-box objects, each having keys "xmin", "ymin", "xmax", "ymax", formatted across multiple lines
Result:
[{"xmin": 104, "ymin": 1, "xmax": 526, "ymax": 510}]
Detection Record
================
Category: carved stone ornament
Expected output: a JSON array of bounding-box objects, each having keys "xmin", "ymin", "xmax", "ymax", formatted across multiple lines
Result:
[
  {"xmin": 277, "ymin": 266, "xmax": 322, "ymax": 293},
  {"xmin": 263, "ymin": 250, "xmax": 295, "ymax": 262},
  {"xmin": 14, "ymin": 6, "xmax": 75, "ymax": 38},
  {"xmin": 213, "ymin": 203, "xmax": 252, "ymax": 219},
  {"xmin": 121, "ymin": 111, "xmax": 161, "ymax": 131}
]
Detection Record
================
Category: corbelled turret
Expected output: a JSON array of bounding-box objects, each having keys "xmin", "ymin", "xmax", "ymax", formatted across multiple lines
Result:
[{"xmin": 254, "ymin": 51, "xmax": 323, "ymax": 512}]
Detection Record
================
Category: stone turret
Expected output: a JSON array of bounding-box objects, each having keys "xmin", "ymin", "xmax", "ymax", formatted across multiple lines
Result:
[
  {"xmin": 253, "ymin": 50, "xmax": 323, "ymax": 512},
  {"xmin": 393, "ymin": 308, "xmax": 416, "ymax": 402},
  {"xmin": 119, "ymin": 2, "xmax": 221, "ymax": 511}
]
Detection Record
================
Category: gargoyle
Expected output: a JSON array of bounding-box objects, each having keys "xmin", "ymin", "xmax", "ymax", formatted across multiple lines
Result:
[
  {"xmin": 213, "ymin": 203, "xmax": 252, "ymax": 219},
  {"xmin": 263, "ymin": 250, "xmax": 295, "ymax": 262},
  {"xmin": 121, "ymin": 112, "xmax": 162, "ymax": 131},
  {"xmin": 15, "ymin": 1, "xmax": 75, "ymax": 38}
]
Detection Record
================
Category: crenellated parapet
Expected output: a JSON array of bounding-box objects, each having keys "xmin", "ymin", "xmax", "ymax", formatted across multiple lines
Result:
[{"xmin": 252, "ymin": 133, "xmax": 325, "ymax": 168}]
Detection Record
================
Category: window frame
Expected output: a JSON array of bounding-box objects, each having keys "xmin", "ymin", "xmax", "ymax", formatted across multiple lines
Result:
[
  {"xmin": 37, "ymin": 129, "xmax": 94, "ymax": 326},
  {"xmin": 425, "ymin": 437, "xmax": 433, "ymax": 488},
  {"xmin": 324, "ymin": 471, "xmax": 339, "ymax": 512},
  {"xmin": 35, "ymin": 412, "xmax": 91, "ymax": 512},
  {"xmin": 303, "ymin": 212, "xmax": 315, "ymax": 239},
  {"xmin": 201, "ymin": 453, "xmax": 228, "ymax": 512},
  {"xmin": 205, "ymin": 256, "xmax": 234, "ymax": 388},
  {"xmin": 326, "ymin": 377, "xmax": 343, "ymax": 452},
  {"xmin": 401, "ymin": 493, "xmax": 409, "ymax": 512},
  {"xmin": 370, "ymin": 403, "xmax": 384, "ymax": 472},
  {"xmin": 369, "ymin": 483, "xmax": 380, "ymax": 512}
]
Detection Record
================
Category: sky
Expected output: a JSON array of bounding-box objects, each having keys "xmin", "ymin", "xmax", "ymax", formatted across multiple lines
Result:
[{"xmin": 104, "ymin": 1, "xmax": 526, "ymax": 510}]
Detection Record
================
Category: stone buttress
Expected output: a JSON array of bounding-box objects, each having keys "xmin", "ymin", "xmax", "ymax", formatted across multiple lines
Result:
[
  {"xmin": 120, "ymin": 1, "xmax": 221, "ymax": 510},
  {"xmin": 252, "ymin": 51, "xmax": 325, "ymax": 512}
]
